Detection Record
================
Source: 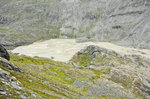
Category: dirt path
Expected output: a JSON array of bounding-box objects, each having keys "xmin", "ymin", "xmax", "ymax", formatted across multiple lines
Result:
[{"xmin": 12, "ymin": 39, "xmax": 150, "ymax": 62}]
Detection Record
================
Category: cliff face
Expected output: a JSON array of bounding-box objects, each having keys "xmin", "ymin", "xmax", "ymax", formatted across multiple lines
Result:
[{"xmin": 0, "ymin": 0, "xmax": 150, "ymax": 49}]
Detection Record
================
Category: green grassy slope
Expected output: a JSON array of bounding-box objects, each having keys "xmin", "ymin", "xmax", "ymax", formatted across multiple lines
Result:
[{"xmin": 8, "ymin": 53, "xmax": 118, "ymax": 98}]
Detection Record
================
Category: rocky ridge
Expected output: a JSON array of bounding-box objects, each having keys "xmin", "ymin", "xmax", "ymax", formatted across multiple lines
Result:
[{"xmin": 71, "ymin": 45, "xmax": 150, "ymax": 98}]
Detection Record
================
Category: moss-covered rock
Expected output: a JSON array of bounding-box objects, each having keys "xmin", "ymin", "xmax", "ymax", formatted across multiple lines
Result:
[{"xmin": 71, "ymin": 45, "xmax": 150, "ymax": 98}]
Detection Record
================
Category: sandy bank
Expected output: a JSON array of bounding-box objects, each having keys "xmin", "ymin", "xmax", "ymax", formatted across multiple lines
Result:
[{"xmin": 12, "ymin": 39, "xmax": 150, "ymax": 62}]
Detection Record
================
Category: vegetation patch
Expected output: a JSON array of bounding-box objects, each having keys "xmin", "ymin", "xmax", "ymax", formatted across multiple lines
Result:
[
  {"xmin": 72, "ymin": 53, "xmax": 91, "ymax": 67},
  {"xmin": 9, "ymin": 54, "xmax": 84, "ymax": 98},
  {"xmin": 5, "ymin": 53, "xmax": 114, "ymax": 98}
]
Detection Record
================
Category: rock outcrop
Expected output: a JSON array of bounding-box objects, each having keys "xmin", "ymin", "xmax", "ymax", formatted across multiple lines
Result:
[
  {"xmin": 0, "ymin": 53, "xmax": 26, "ymax": 98},
  {"xmin": 0, "ymin": 44, "xmax": 23, "ymax": 72},
  {"xmin": 0, "ymin": 45, "xmax": 25, "ymax": 98},
  {"xmin": 0, "ymin": 67, "xmax": 26, "ymax": 98},
  {"xmin": 0, "ymin": 57, "xmax": 23, "ymax": 72},
  {"xmin": 0, "ymin": 44, "xmax": 10, "ymax": 61},
  {"xmin": 71, "ymin": 45, "xmax": 150, "ymax": 98}
]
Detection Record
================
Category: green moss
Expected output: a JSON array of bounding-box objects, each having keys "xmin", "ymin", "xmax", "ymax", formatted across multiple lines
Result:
[
  {"xmin": 97, "ymin": 8, "xmax": 102, "ymax": 11},
  {"xmin": 92, "ymin": 68, "xmax": 111, "ymax": 79},
  {"xmin": 8, "ymin": 54, "xmax": 79, "ymax": 98},
  {"xmin": 82, "ymin": 87, "xmax": 89, "ymax": 92},
  {"xmin": 77, "ymin": 53, "xmax": 91, "ymax": 66}
]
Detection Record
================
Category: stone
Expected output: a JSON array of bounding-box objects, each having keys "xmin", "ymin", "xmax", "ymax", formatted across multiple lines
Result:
[
  {"xmin": 0, "ymin": 68, "xmax": 10, "ymax": 80},
  {"xmin": 0, "ymin": 91, "xmax": 7, "ymax": 96},
  {"xmin": 0, "ymin": 57, "xmax": 23, "ymax": 72},
  {"xmin": 0, "ymin": 44, "xmax": 10, "ymax": 61},
  {"xmin": 9, "ymin": 76, "xmax": 17, "ymax": 82}
]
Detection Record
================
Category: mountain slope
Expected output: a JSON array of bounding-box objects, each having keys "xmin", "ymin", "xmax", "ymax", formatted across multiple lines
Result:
[
  {"xmin": 0, "ymin": 0, "xmax": 150, "ymax": 49},
  {"xmin": 1, "ymin": 45, "xmax": 150, "ymax": 98}
]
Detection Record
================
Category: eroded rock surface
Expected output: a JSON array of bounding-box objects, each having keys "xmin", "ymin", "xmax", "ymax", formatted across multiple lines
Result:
[
  {"xmin": 0, "ymin": 57, "xmax": 26, "ymax": 98},
  {"xmin": 0, "ymin": 0, "xmax": 150, "ymax": 49},
  {"xmin": 0, "ymin": 45, "xmax": 26, "ymax": 98},
  {"xmin": 0, "ymin": 68, "xmax": 26, "ymax": 98}
]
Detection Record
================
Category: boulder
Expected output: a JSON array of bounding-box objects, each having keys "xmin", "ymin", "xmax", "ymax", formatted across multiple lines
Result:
[
  {"xmin": 0, "ymin": 57, "xmax": 23, "ymax": 72},
  {"xmin": 0, "ymin": 44, "xmax": 10, "ymax": 61}
]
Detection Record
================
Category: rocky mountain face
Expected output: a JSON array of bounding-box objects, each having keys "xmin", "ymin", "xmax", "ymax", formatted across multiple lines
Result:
[{"xmin": 0, "ymin": 0, "xmax": 150, "ymax": 49}]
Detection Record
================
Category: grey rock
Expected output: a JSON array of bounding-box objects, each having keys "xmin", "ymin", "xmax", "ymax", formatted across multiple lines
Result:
[
  {"xmin": 72, "ymin": 45, "xmax": 150, "ymax": 98},
  {"xmin": 65, "ymin": 77, "xmax": 72, "ymax": 81},
  {"xmin": 0, "ymin": 67, "xmax": 27, "ymax": 98},
  {"xmin": 20, "ymin": 93, "xmax": 29, "ymax": 99},
  {"xmin": 0, "ymin": 57, "xmax": 23, "ymax": 72},
  {"xmin": 9, "ymin": 76, "xmax": 17, "ymax": 82},
  {"xmin": 0, "ymin": 68, "xmax": 10, "ymax": 80},
  {"xmin": 0, "ymin": 15, "xmax": 12, "ymax": 24},
  {"xmin": 134, "ymin": 76, "xmax": 150, "ymax": 98},
  {"xmin": 0, "ymin": 44, "xmax": 10, "ymax": 61},
  {"xmin": 11, "ymin": 81, "xmax": 23, "ymax": 90},
  {"xmin": 0, "ymin": 90, "xmax": 7, "ymax": 96},
  {"xmin": 74, "ymin": 45, "xmax": 127, "ymax": 67}
]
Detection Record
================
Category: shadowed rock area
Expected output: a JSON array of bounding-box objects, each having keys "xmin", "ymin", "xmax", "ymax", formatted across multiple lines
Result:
[{"xmin": 0, "ymin": 45, "xmax": 10, "ymax": 61}]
